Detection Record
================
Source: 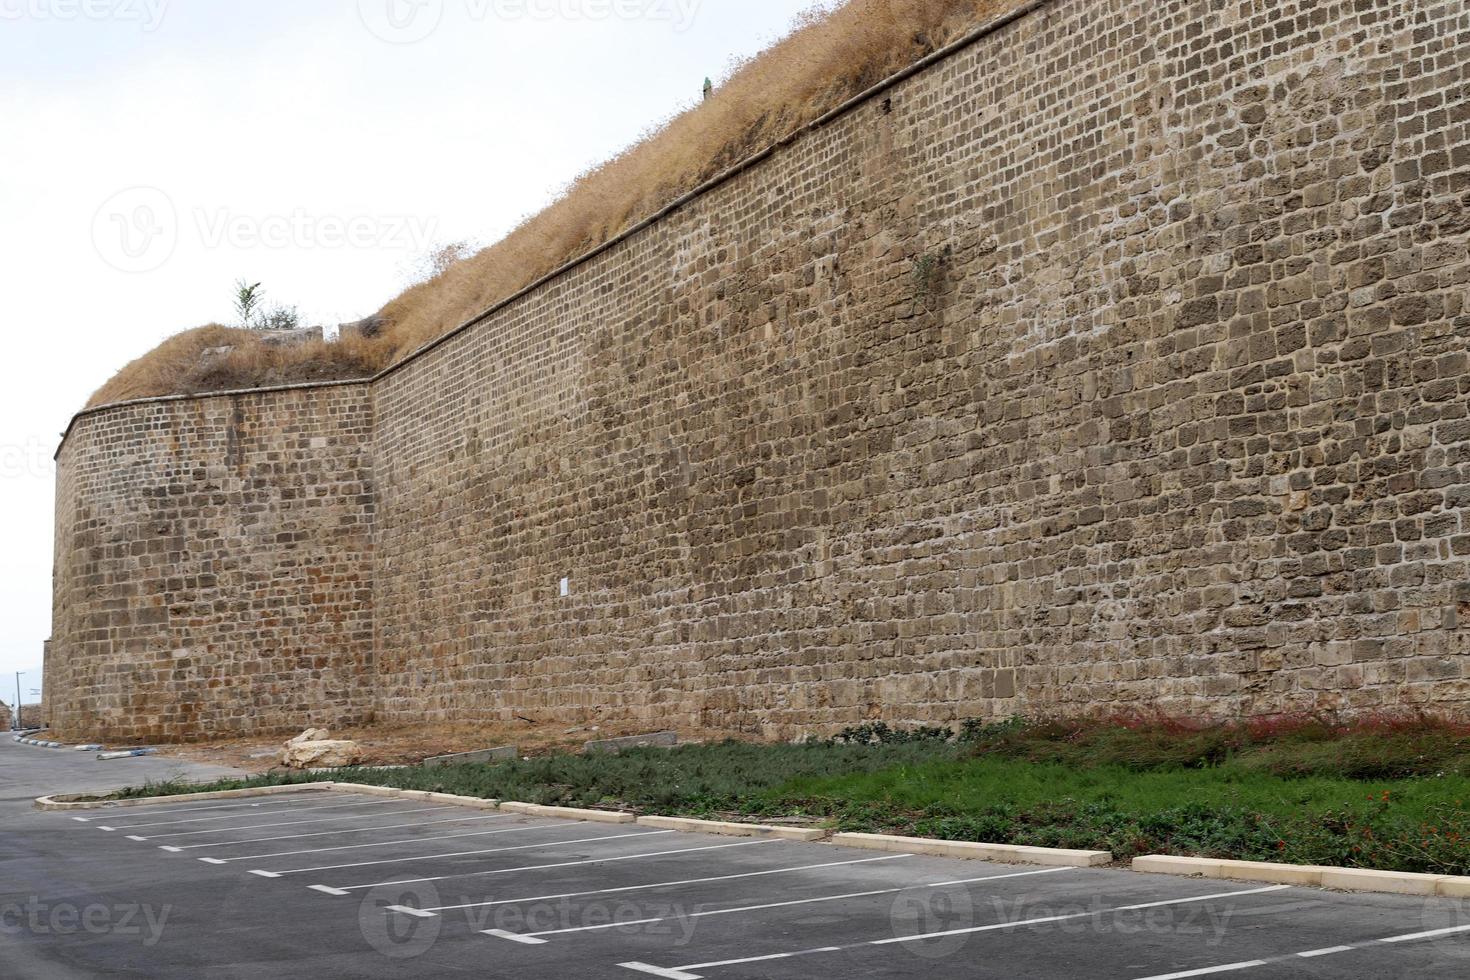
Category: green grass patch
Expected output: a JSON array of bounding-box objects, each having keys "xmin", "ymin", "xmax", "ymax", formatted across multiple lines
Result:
[{"xmin": 111, "ymin": 716, "xmax": 1470, "ymax": 876}]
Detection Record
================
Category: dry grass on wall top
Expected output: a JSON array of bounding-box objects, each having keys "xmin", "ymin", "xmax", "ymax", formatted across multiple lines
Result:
[
  {"xmin": 85, "ymin": 0, "xmax": 1022, "ymax": 410},
  {"xmin": 86, "ymin": 325, "xmax": 383, "ymax": 406}
]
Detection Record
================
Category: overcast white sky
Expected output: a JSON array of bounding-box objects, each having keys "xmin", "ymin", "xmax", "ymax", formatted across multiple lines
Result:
[{"xmin": 0, "ymin": 0, "xmax": 822, "ymax": 706}]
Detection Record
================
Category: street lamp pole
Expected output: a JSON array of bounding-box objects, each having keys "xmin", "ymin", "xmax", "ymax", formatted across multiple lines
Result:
[{"xmin": 13, "ymin": 673, "xmax": 20, "ymax": 731}]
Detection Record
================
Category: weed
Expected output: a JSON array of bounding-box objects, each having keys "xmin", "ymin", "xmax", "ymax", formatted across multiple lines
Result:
[{"xmin": 108, "ymin": 716, "xmax": 1470, "ymax": 875}]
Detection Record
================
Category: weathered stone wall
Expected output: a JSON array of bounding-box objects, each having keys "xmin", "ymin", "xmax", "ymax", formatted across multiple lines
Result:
[
  {"xmin": 52, "ymin": 0, "xmax": 1470, "ymax": 739},
  {"xmin": 372, "ymin": 0, "xmax": 1470, "ymax": 736},
  {"xmin": 50, "ymin": 386, "xmax": 375, "ymax": 741}
]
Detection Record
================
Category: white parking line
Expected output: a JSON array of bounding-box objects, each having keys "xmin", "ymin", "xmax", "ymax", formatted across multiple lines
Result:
[
  {"xmin": 101, "ymin": 798, "xmax": 401, "ymax": 831},
  {"xmin": 618, "ymin": 884, "xmax": 1293, "ymax": 980},
  {"xmin": 493, "ymin": 866, "xmax": 1070, "ymax": 943},
  {"xmin": 1128, "ymin": 923, "xmax": 1470, "ymax": 980},
  {"xmin": 406, "ymin": 853, "xmax": 912, "ymax": 917},
  {"xmin": 210, "ymin": 820, "xmax": 569, "ymax": 863},
  {"xmin": 1137, "ymin": 963, "xmax": 1269, "ymax": 980},
  {"xmin": 322, "ymin": 838, "xmax": 783, "ymax": 892},
  {"xmin": 138, "ymin": 806, "xmax": 458, "ymax": 840},
  {"xmin": 1381, "ymin": 924, "xmax": 1470, "ymax": 944},
  {"xmin": 252, "ymin": 829, "xmax": 674, "ymax": 877},
  {"xmin": 162, "ymin": 813, "xmax": 520, "ymax": 851}
]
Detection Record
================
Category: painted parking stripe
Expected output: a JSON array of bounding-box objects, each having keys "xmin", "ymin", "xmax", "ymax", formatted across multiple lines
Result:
[
  {"xmin": 323, "ymin": 838, "xmax": 783, "ymax": 892},
  {"xmin": 619, "ymin": 885, "xmax": 1293, "ymax": 980},
  {"xmin": 1297, "ymin": 946, "xmax": 1353, "ymax": 957},
  {"xmin": 164, "ymin": 813, "xmax": 520, "ymax": 850},
  {"xmin": 1127, "ymin": 923, "xmax": 1470, "ymax": 980},
  {"xmin": 411, "ymin": 853, "xmax": 912, "ymax": 916},
  {"xmin": 255, "ymin": 829, "xmax": 674, "ymax": 877},
  {"xmin": 619, "ymin": 964, "xmax": 707, "ymax": 980},
  {"xmin": 139, "ymin": 806, "xmax": 458, "ymax": 840},
  {"xmin": 102, "ymin": 798, "xmax": 401, "ymax": 830},
  {"xmin": 495, "ymin": 866, "xmax": 1070, "ymax": 942},
  {"xmin": 1135, "ymin": 963, "xmax": 1269, "ymax": 980},
  {"xmin": 1380, "ymin": 924, "xmax": 1470, "ymax": 944},
  {"xmin": 209, "ymin": 820, "xmax": 564, "ymax": 863}
]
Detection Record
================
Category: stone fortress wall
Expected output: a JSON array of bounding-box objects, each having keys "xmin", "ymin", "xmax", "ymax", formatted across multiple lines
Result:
[
  {"xmin": 52, "ymin": 386, "xmax": 376, "ymax": 739},
  {"xmin": 50, "ymin": 0, "xmax": 1470, "ymax": 740}
]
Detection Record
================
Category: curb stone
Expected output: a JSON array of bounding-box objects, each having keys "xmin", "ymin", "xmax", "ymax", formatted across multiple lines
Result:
[
  {"xmin": 423, "ymin": 745, "xmax": 518, "ymax": 768},
  {"xmin": 583, "ymin": 731, "xmax": 679, "ymax": 755},
  {"xmin": 498, "ymin": 802, "xmax": 637, "ymax": 824},
  {"xmin": 636, "ymin": 815, "xmax": 826, "ymax": 842},
  {"xmin": 831, "ymin": 833, "xmax": 1112, "ymax": 867},
  {"xmin": 1132, "ymin": 854, "xmax": 1470, "ymax": 899},
  {"xmin": 13, "ymin": 733, "xmax": 120, "ymax": 753},
  {"xmin": 35, "ymin": 783, "xmax": 339, "ymax": 810}
]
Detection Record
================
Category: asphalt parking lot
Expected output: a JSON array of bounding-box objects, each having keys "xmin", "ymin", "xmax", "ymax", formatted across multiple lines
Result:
[{"xmin": 3, "ymin": 739, "xmax": 1470, "ymax": 978}]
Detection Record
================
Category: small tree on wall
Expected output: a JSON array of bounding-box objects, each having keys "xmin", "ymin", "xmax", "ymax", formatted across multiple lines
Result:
[
  {"xmin": 233, "ymin": 279, "xmax": 303, "ymax": 331},
  {"xmin": 233, "ymin": 280, "xmax": 264, "ymax": 327}
]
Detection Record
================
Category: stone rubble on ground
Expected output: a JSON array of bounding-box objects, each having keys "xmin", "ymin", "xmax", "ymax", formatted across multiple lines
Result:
[{"xmin": 278, "ymin": 729, "xmax": 364, "ymax": 769}]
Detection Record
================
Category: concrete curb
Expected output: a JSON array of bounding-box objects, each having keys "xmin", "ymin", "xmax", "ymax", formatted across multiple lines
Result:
[
  {"xmin": 498, "ymin": 802, "xmax": 637, "ymax": 824},
  {"xmin": 831, "ymin": 832, "xmax": 1113, "ymax": 867},
  {"xmin": 636, "ymin": 815, "xmax": 826, "ymax": 842},
  {"xmin": 583, "ymin": 732, "xmax": 679, "ymax": 755},
  {"xmin": 330, "ymin": 783, "xmax": 502, "ymax": 809},
  {"xmin": 15, "ymin": 737, "xmax": 65, "ymax": 748},
  {"xmin": 1132, "ymin": 854, "xmax": 1470, "ymax": 898},
  {"xmin": 35, "ymin": 783, "xmax": 339, "ymax": 811},
  {"xmin": 423, "ymin": 745, "xmax": 518, "ymax": 768},
  {"xmin": 13, "ymin": 733, "xmax": 128, "ymax": 753}
]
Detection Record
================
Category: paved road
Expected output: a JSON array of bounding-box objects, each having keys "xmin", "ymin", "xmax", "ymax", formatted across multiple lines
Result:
[{"xmin": 3, "ymin": 738, "xmax": 1470, "ymax": 978}]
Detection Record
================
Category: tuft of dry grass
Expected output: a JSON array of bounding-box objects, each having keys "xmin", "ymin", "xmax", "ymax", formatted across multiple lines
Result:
[
  {"xmin": 86, "ymin": 325, "xmax": 383, "ymax": 408},
  {"xmin": 85, "ymin": 0, "xmax": 1021, "ymax": 409}
]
